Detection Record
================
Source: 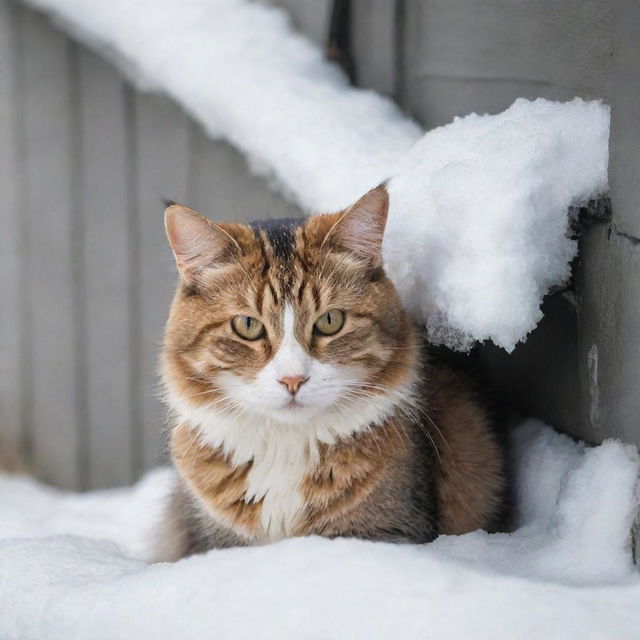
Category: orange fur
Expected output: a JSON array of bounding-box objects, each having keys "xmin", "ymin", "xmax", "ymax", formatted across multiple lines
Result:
[
  {"xmin": 171, "ymin": 423, "xmax": 263, "ymax": 539},
  {"xmin": 162, "ymin": 185, "xmax": 507, "ymax": 553},
  {"xmin": 429, "ymin": 368, "xmax": 506, "ymax": 534}
]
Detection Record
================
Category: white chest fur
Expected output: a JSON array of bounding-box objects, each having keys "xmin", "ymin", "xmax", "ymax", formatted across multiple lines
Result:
[
  {"xmin": 166, "ymin": 338, "xmax": 415, "ymax": 543},
  {"xmin": 164, "ymin": 298, "xmax": 418, "ymax": 541},
  {"xmin": 168, "ymin": 386, "xmax": 408, "ymax": 542},
  {"xmin": 243, "ymin": 434, "xmax": 314, "ymax": 541},
  {"xmin": 168, "ymin": 394, "xmax": 317, "ymax": 541}
]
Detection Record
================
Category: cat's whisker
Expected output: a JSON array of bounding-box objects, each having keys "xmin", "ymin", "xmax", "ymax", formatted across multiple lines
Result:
[{"xmin": 182, "ymin": 388, "xmax": 221, "ymax": 400}]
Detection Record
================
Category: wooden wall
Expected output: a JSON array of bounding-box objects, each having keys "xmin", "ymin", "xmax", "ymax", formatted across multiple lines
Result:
[
  {"xmin": 576, "ymin": 0, "xmax": 640, "ymax": 446},
  {"xmin": 0, "ymin": 1, "xmax": 300, "ymax": 489},
  {"xmin": 1, "ymin": 0, "xmax": 637, "ymax": 489},
  {"xmin": 273, "ymin": 0, "xmax": 624, "ymax": 444}
]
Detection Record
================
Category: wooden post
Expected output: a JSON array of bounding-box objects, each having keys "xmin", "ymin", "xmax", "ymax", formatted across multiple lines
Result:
[{"xmin": 576, "ymin": 0, "xmax": 640, "ymax": 446}]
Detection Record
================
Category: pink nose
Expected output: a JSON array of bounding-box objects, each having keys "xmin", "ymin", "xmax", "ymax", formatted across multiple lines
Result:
[{"xmin": 278, "ymin": 375, "xmax": 308, "ymax": 395}]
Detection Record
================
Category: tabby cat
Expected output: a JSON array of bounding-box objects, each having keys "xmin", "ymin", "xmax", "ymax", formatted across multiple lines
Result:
[{"xmin": 161, "ymin": 185, "xmax": 507, "ymax": 556}]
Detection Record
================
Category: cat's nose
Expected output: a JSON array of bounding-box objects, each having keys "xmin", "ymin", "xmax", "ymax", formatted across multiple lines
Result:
[{"xmin": 278, "ymin": 375, "xmax": 308, "ymax": 395}]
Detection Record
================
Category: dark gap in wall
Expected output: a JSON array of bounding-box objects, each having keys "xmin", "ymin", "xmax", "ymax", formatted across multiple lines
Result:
[
  {"xmin": 327, "ymin": 0, "xmax": 355, "ymax": 82},
  {"xmin": 568, "ymin": 197, "xmax": 612, "ymax": 235},
  {"xmin": 613, "ymin": 227, "xmax": 640, "ymax": 246},
  {"xmin": 410, "ymin": 71, "xmax": 563, "ymax": 87},
  {"xmin": 393, "ymin": 0, "xmax": 407, "ymax": 109}
]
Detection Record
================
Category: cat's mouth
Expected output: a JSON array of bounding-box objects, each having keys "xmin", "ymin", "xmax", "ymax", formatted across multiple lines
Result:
[
  {"xmin": 260, "ymin": 397, "xmax": 322, "ymax": 424},
  {"xmin": 283, "ymin": 398, "xmax": 305, "ymax": 411}
]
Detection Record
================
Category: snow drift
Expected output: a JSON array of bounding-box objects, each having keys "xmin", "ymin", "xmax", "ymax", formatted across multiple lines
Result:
[
  {"xmin": 385, "ymin": 98, "xmax": 609, "ymax": 350},
  {"xmin": 19, "ymin": 0, "xmax": 609, "ymax": 351},
  {"xmin": 0, "ymin": 420, "xmax": 638, "ymax": 639}
]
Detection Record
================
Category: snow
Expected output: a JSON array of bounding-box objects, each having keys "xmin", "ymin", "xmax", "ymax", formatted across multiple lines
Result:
[
  {"xmin": 385, "ymin": 98, "xmax": 610, "ymax": 350},
  {"xmin": 22, "ymin": 0, "xmax": 422, "ymax": 211},
  {"xmin": 1, "ymin": 419, "xmax": 638, "ymax": 639},
  {"xmin": 19, "ymin": 0, "xmax": 609, "ymax": 351}
]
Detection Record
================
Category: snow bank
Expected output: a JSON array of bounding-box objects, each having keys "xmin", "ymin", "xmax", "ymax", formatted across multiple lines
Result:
[
  {"xmin": 22, "ymin": 0, "xmax": 421, "ymax": 211},
  {"xmin": 1, "ymin": 420, "xmax": 638, "ymax": 639},
  {"xmin": 19, "ymin": 0, "xmax": 609, "ymax": 350},
  {"xmin": 385, "ymin": 98, "xmax": 609, "ymax": 350}
]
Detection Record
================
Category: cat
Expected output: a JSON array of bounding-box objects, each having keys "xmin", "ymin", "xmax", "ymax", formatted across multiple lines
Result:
[{"xmin": 160, "ymin": 184, "xmax": 507, "ymax": 556}]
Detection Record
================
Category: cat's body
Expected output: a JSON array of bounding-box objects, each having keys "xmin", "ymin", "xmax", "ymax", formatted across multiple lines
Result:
[{"xmin": 160, "ymin": 186, "xmax": 507, "ymax": 557}]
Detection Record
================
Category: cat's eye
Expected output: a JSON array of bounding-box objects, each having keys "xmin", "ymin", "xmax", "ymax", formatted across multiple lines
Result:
[
  {"xmin": 231, "ymin": 316, "xmax": 265, "ymax": 340},
  {"xmin": 314, "ymin": 309, "xmax": 345, "ymax": 336}
]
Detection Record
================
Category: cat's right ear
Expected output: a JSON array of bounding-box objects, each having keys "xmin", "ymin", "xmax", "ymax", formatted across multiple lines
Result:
[{"xmin": 165, "ymin": 204, "xmax": 239, "ymax": 286}]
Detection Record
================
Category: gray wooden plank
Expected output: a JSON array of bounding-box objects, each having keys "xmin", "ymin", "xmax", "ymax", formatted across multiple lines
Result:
[
  {"xmin": 577, "ymin": 224, "xmax": 640, "ymax": 446},
  {"xmin": 404, "ymin": 76, "xmax": 580, "ymax": 129},
  {"xmin": 403, "ymin": 0, "xmax": 612, "ymax": 127},
  {"xmin": 575, "ymin": 0, "xmax": 640, "ymax": 448},
  {"xmin": 133, "ymin": 93, "xmax": 190, "ymax": 472},
  {"xmin": 608, "ymin": 0, "xmax": 640, "ymax": 240},
  {"xmin": 78, "ymin": 48, "xmax": 134, "ymax": 488},
  {"xmin": 260, "ymin": 0, "xmax": 330, "ymax": 45},
  {"xmin": 188, "ymin": 123, "xmax": 301, "ymax": 224},
  {"xmin": 394, "ymin": 0, "xmax": 618, "ymax": 448},
  {"xmin": 0, "ymin": 0, "xmax": 23, "ymax": 452},
  {"xmin": 21, "ymin": 8, "xmax": 79, "ymax": 488},
  {"xmin": 351, "ymin": 0, "xmax": 397, "ymax": 97}
]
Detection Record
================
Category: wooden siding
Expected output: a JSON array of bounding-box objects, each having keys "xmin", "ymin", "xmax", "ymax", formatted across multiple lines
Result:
[
  {"xmin": 213, "ymin": 0, "xmax": 640, "ymax": 448},
  {"xmin": 0, "ymin": 0, "xmax": 22, "ymax": 462},
  {"xmin": 20, "ymin": 9, "xmax": 81, "ymax": 489},
  {"xmin": 0, "ymin": 2, "xmax": 301, "ymax": 489},
  {"xmin": 574, "ymin": 0, "xmax": 640, "ymax": 445},
  {"xmin": 1, "ymin": 0, "xmax": 637, "ymax": 490},
  {"xmin": 400, "ymin": 0, "xmax": 612, "ymax": 127}
]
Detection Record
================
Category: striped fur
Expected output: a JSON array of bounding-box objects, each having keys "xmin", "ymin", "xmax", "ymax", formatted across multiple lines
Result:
[{"xmin": 161, "ymin": 185, "xmax": 507, "ymax": 556}]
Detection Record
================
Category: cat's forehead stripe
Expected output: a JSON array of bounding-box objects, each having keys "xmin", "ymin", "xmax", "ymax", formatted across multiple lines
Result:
[{"xmin": 250, "ymin": 218, "xmax": 303, "ymax": 261}]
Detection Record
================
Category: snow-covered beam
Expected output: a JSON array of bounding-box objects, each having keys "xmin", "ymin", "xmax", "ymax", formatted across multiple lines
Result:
[{"xmin": 19, "ymin": 0, "xmax": 609, "ymax": 353}]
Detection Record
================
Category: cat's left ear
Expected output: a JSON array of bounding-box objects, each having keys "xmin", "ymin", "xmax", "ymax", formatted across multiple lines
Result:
[
  {"xmin": 324, "ymin": 184, "xmax": 389, "ymax": 269},
  {"xmin": 165, "ymin": 203, "xmax": 240, "ymax": 286}
]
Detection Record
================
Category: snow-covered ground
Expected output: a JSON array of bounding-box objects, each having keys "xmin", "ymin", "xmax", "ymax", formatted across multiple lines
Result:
[
  {"xmin": 20, "ymin": 0, "xmax": 609, "ymax": 351},
  {"xmin": 1, "ymin": 419, "xmax": 638, "ymax": 639}
]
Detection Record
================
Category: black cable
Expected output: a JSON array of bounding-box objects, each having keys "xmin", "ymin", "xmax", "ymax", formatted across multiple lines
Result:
[{"xmin": 327, "ymin": 0, "xmax": 355, "ymax": 83}]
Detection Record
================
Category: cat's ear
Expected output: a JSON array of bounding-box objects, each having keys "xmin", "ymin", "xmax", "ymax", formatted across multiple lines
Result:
[
  {"xmin": 165, "ymin": 204, "xmax": 239, "ymax": 285},
  {"xmin": 324, "ymin": 184, "xmax": 389, "ymax": 269}
]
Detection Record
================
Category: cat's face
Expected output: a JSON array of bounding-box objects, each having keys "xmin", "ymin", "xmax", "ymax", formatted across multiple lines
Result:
[{"xmin": 162, "ymin": 186, "xmax": 418, "ymax": 432}]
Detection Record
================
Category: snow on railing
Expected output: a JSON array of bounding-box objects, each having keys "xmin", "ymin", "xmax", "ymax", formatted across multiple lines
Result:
[{"xmin": 21, "ymin": 0, "xmax": 609, "ymax": 351}]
